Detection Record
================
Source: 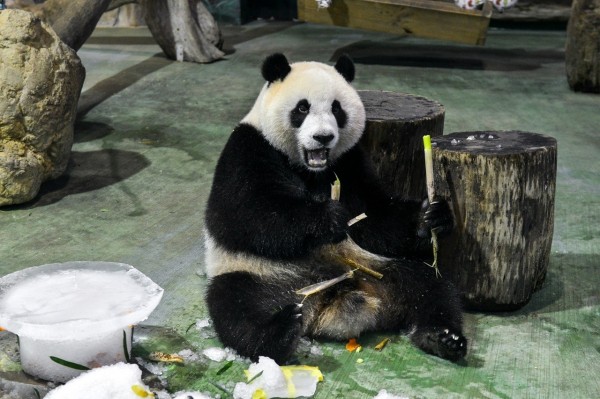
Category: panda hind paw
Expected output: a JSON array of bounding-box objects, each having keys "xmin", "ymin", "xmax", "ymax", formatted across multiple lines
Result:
[
  {"xmin": 438, "ymin": 328, "xmax": 467, "ymax": 361},
  {"xmin": 411, "ymin": 326, "xmax": 467, "ymax": 362}
]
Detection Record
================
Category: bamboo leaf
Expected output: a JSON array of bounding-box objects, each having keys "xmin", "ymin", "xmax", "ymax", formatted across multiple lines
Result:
[
  {"xmin": 49, "ymin": 356, "xmax": 90, "ymax": 371},
  {"xmin": 209, "ymin": 381, "xmax": 232, "ymax": 396},
  {"xmin": 216, "ymin": 360, "xmax": 233, "ymax": 375},
  {"xmin": 123, "ymin": 330, "xmax": 131, "ymax": 363},
  {"xmin": 33, "ymin": 388, "xmax": 41, "ymax": 399},
  {"xmin": 185, "ymin": 321, "xmax": 196, "ymax": 334},
  {"xmin": 247, "ymin": 370, "xmax": 264, "ymax": 384}
]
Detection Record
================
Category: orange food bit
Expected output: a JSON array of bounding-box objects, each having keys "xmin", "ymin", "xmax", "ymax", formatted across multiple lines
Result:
[{"xmin": 346, "ymin": 338, "xmax": 362, "ymax": 352}]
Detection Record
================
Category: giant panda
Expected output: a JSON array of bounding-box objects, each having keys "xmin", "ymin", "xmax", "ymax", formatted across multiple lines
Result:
[{"xmin": 204, "ymin": 53, "xmax": 467, "ymax": 363}]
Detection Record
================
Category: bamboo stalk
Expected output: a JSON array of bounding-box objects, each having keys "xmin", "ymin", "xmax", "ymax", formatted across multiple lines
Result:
[
  {"xmin": 423, "ymin": 135, "xmax": 441, "ymax": 278},
  {"xmin": 332, "ymin": 255, "xmax": 384, "ymax": 279}
]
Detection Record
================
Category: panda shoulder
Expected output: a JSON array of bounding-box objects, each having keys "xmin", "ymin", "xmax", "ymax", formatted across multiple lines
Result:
[{"xmin": 220, "ymin": 123, "xmax": 272, "ymax": 156}]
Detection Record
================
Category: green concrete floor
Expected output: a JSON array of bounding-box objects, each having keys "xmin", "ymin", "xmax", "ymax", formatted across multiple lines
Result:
[{"xmin": 1, "ymin": 20, "xmax": 599, "ymax": 398}]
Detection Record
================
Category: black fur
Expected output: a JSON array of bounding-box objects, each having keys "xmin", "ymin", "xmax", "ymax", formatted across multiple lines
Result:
[
  {"xmin": 331, "ymin": 100, "xmax": 347, "ymax": 128},
  {"xmin": 204, "ymin": 124, "xmax": 467, "ymax": 362},
  {"xmin": 334, "ymin": 54, "xmax": 355, "ymax": 82},
  {"xmin": 262, "ymin": 53, "xmax": 291, "ymax": 84}
]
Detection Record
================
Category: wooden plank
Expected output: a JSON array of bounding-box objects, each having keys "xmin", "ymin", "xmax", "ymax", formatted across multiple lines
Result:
[{"xmin": 298, "ymin": 0, "xmax": 492, "ymax": 45}]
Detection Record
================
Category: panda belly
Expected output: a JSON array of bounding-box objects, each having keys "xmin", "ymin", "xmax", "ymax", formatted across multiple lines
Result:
[{"xmin": 206, "ymin": 233, "xmax": 403, "ymax": 350}]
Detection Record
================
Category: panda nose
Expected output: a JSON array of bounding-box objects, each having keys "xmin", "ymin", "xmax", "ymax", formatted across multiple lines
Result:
[{"xmin": 313, "ymin": 133, "xmax": 334, "ymax": 145}]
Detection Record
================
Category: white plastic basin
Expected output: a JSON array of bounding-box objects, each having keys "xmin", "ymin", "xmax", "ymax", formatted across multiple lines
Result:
[{"xmin": 0, "ymin": 261, "xmax": 164, "ymax": 382}]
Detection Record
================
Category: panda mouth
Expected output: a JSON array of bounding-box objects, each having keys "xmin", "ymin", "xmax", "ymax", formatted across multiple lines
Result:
[{"xmin": 304, "ymin": 148, "xmax": 330, "ymax": 169}]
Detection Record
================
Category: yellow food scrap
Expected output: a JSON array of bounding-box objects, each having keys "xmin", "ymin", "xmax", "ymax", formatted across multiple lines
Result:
[
  {"xmin": 131, "ymin": 384, "xmax": 154, "ymax": 398},
  {"xmin": 356, "ymin": 358, "xmax": 364, "ymax": 364},
  {"xmin": 281, "ymin": 365, "xmax": 324, "ymax": 382},
  {"xmin": 346, "ymin": 338, "xmax": 362, "ymax": 352},
  {"xmin": 252, "ymin": 389, "xmax": 267, "ymax": 399},
  {"xmin": 148, "ymin": 351, "xmax": 184, "ymax": 364},
  {"xmin": 375, "ymin": 337, "xmax": 390, "ymax": 351}
]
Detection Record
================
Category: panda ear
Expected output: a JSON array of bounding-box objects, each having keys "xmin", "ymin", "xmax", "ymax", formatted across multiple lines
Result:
[
  {"xmin": 334, "ymin": 54, "xmax": 355, "ymax": 83},
  {"xmin": 262, "ymin": 53, "xmax": 291, "ymax": 83}
]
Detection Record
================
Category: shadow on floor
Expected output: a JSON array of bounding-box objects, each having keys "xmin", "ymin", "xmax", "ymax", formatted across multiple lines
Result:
[
  {"xmin": 84, "ymin": 36, "xmax": 159, "ymax": 46},
  {"xmin": 221, "ymin": 20, "xmax": 300, "ymax": 52},
  {"xmin": 493, "ymin": 253, "xmax": 598, "ymax": 317},
  {"xmin": 77, "ymin": 53, "xmax": 173, "ymax": 119},
  {"xmin": 5, "ymin": 149, "xmax": 150, "ymax": 210},
  {"xmin": 332, "ymin": 40, "xmax": 564, "ymax": 71}
]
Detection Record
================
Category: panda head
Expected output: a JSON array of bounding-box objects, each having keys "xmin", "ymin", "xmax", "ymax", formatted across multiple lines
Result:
[{"xmin": 243, "ymin": 53, "xmax": 366, "ymax": 172}]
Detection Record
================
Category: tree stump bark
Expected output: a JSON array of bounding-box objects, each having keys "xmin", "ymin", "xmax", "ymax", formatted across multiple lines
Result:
[
  {"xmin": 358, "ymin": 90, "xmax": 445, "ymax": 200},
  {"xmin": 431, "ymin": 131, "xmax": 557, "ymax": 311},
  {"xmin": 140, "ymin": 0, "xmax": 224, "ymax": 63},
  {"xmin": 566, "ymin": 0, "xmax": 600, "ymax": 93}
]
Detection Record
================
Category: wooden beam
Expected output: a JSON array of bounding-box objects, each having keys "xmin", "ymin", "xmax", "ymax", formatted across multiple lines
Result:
[{"xmin": 298, "ymin": 0, "xmax": 492, "ymax": 46}]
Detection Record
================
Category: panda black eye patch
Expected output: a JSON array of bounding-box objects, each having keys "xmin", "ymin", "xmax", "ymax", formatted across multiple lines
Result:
[
  {"xmin": 290, "ymin": 99, "xmax": 310, "ymax": 128},
  {"xmin": 332, "ymin": 100, "xmax": 347, "ymax": 128}
]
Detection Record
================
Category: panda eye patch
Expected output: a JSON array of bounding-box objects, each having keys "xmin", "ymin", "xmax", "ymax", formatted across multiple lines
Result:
[
  {"xmin": 290, "ymin": 99, "xmax": 310, "ymax": 128},
  {"xmin": 332, "ymin": 100, "xmax": 341, "ymax": 114},
  {"xmin": 296, "ymin": 100, "xmax": 310, "ymax": 114},
  {"xmin": 331, "ymin": 100, "xmax": 347, "ymax": 128}
]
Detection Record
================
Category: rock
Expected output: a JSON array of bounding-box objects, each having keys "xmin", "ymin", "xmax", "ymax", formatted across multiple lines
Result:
[
  {"xmin": 566, "ymin": 0, "xmax": 600, "ymax": 93},
  {"xmin": 0, "ymin": 9, "xmax": 85, "ymax": 206}
]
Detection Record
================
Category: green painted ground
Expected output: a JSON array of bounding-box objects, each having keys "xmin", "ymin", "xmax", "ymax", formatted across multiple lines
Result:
[{"xmin": 1, "ymin": 21, "xmax": 599, "ymax": 398}]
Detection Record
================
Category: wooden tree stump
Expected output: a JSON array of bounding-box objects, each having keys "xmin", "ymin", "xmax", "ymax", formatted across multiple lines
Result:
[
  {"xmin": 358, "ymin": 90, "xmax": 445, "ymax": 200},
  {"xmin": 566, "ymin": 0, "xmax": 600, "ymax": 93},
  {"xmin": 431, "ymin": 131, "xmax": 557, "ymax": 311}
]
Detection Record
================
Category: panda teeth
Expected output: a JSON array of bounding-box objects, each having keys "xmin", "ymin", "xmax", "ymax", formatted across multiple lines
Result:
[{"xmin": 306, "ymin": 148, "xmax": 329, "ymax": 168}]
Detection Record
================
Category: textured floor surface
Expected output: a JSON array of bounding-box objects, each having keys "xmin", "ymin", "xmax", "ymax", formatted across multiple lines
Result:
[{"xmin": 1, "ymin": 19, "xmax": 599, "ymax": 398}]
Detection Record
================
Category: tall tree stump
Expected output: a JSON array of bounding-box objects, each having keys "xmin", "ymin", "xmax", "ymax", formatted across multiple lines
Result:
[
  {"xmin": 358, "ymin": 90, "xmax": 445, "ymax": 200},
  {"xmin": 566, "ymin": 0, "xmax": 600, "ymax": 93},
  {"xmin": 431, "ymin": 131, "xmax": 557, "ymax": 311}
]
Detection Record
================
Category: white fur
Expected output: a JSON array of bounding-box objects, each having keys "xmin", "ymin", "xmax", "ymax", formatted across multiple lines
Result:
[
  {"xmin": 242, "ymin": 61, "xmax": 366, "ymax": 170},
  {"xmin": 204, "ymin": 230, "xmax": 300, "ymax": 281}
]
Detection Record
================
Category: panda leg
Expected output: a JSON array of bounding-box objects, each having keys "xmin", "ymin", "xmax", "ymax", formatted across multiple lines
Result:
[
  {"xmin": 206, "ymin": 271, "xmax": 303, "ymax": 364},
  {"xmin": 380, "ymin": 261, "xmax": 467, "ymax": 361},
  {"xmin": 311, "ymin": 289, "xmax": 381, "ymax": 340},
  {"xmin": 406, "ymin": 278, "xmax": 467, "ymax": 362}
]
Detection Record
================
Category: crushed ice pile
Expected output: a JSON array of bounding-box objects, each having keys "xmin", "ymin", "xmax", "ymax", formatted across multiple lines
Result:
[
  {"xmin": 0, "ymin": 261, "xmax": 163, "ymax": 382},
  {"xmin": 372, "ymin": 389, "xmax": 410, "ymax": 399},
  {"xmin": 44, "ymin": 363, "xmax": 153, "ymax": 399}
]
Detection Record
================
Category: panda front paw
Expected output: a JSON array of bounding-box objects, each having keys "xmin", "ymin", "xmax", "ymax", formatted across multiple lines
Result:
[
  {"xmin": 267, "ymin": 303, "xmax": 304, "ymax": 363},
  {"xmin": 417, "ymin": 198, "xmax": 454, "ymax": 239},
  {"xmin": 273, "ymin": 303, "xmax": 304, "ymax": 324}
]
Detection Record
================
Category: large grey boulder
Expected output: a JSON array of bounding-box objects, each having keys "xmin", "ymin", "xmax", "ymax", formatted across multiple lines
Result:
[{"xmin": 0, "ymin": 9, "xmax": 85, "ymax": 206}]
